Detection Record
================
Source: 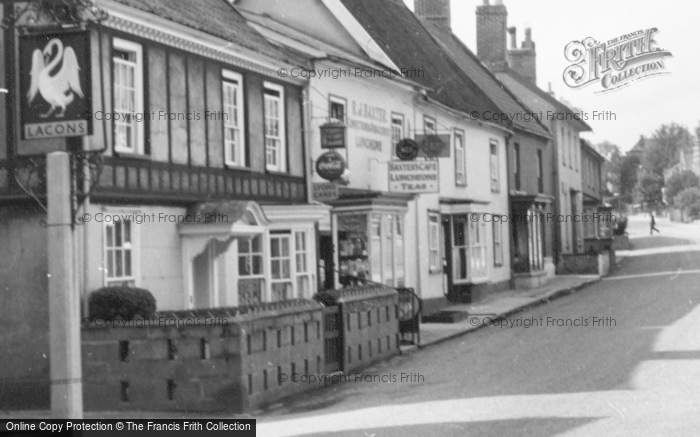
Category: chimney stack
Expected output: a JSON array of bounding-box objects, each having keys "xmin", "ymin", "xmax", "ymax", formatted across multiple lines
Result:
[
  {"xmin": 508, "ymin": 26, "xmax": 517, "ymax": 49},
  {"xmin": 507, "ymin": 26, "xmax": 537, "ymax": 84},
  {"xmin": 415, "ymin": 0, "xmax": 452, "ymax": 30},
  {"xmin": 476, "ymin": 0, "xmax": 508, "ymax": 69}
]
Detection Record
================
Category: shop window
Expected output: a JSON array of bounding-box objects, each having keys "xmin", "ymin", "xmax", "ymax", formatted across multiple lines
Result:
[
  {"xmin": 383, "ymin": 214, "xmax": 394, "ymax": 286},
  {"xmin": 270, "ymin": 233, "xmax": 292, "ymax": 301},
  {"xmin": 369, "ymin": 215, "xmax": 382, "ymax": 284},
  {"xmin": 338, "ymin": 214, "xmax": 370, "ymax": 287},
  {"xmin": 264, "ymin": 82, "xmax": 286, "ymax": 172},
  {"xmin": 105, "ymin": 218, "xmax": 135, "ymax": 286},
  {"xmin": 112, "ymin": 38, "xmax": 144, "ymax": 154},
  {"xmin": 238, "ymin": 236, "xmax": 264, "ymax": 306},
  {"xmin": 223, "ymin": 70, "xmax": 245, "ymax": 167},
  {"xmin": 583, "ymin": 207, "xmax": 597, "ymax": 239},
  {"xmin": 450, "ymin": 215, "xmax": 488, "ymax": 282},
  {"xmin": 428, "ymin": 213, "xmax": 441, "ymax": 272}
]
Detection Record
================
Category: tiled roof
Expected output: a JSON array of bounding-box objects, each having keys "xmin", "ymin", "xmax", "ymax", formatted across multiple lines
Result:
[
  {"xmin": 339, "ymin": 0, "xmax": 508, "ymax": 129},
  {"xmin": 496, "ymin": 67, "xmax": 592, "ymax": 132},
  {"xmin": 110, "ymin": 0, "xmax": 294, "ymax": 63},
  {"xmin": 422, "ymin": 20, "xmax": 550, "ymax": 139}
]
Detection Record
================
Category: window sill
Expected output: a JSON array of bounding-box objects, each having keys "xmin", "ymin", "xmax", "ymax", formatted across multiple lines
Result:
[
  {"xmin": 114, "ymin": 151, "xmax": 150, "ymax": 161},
  {"xmin": 429, "ymin": 268, "xmax": 443, "ymax": 275},
  {"xmin": 266, "ymin": 169, "xmax": 289, "ymax": 176}
]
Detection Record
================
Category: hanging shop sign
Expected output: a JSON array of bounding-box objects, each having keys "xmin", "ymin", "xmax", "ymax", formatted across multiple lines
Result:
[
  {"xmin": 315, "ymin": 151, "xmax": 346, "ymax": 181},
  {"xmin": 312, "ymin": 182, "xmax": 340, "ymax": 203},
  {"xmin": 388, "ymin": 161, "xmax": 439, "ymax": 194},
  {"xmin": 320, "ymin": 122, "xmax": 347, "ymax": 149},
  {"xmin": 415, "ymin": 134, "xmax": 451, "ymax": 158},
  {"xmin": 19, "ymin": 30, "xmax": 92, "ymax": 141},
  {"xmin": 395, "ymin": 138, "xmax": 419, "ymax": 161}
]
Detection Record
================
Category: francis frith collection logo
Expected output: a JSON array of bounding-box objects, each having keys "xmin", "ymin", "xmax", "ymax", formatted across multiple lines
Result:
[
  {"xmin": 563, "ymin": 27, "xmax": 672, "ymax": 93},
  {"xmin": 20, "ymin": 31, "xmax": 92, "ymax": 140}
]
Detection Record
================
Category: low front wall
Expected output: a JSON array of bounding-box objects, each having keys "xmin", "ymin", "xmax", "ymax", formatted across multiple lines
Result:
[
  {"xmin": 326, "ymin": 286, "xmax": 400, "ymax": 373},
  {"xmin": 82, "ymin": 300, "xmax": 324, "ymax": 413},
  {"xmin": 557, "ymin": 251, "xmax": 613, "ymax": 276}
]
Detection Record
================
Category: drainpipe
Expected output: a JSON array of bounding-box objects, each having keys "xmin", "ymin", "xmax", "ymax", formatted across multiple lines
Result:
[{"xmin": 504, "ymin": 131, "xmax": 514, "ymax": 288}]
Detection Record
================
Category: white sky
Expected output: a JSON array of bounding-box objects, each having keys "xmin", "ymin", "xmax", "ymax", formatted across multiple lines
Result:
[{"xmin": 404, "ymin": 0, "xmax": 700, "ymax": 151}]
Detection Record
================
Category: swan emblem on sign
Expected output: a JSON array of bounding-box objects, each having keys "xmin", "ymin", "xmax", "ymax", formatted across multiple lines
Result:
[{"xmin": 26, "ymin": 38, "xmax": 84, "ymax": 119}]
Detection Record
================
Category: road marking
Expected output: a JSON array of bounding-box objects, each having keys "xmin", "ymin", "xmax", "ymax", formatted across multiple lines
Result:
[{"xmin": 603, "ymin": 270, "xmax": 700, "ymax": 281}]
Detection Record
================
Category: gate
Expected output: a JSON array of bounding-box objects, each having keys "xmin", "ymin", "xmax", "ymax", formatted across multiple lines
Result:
[
  {"xmin": 397, "ymin": 287, "xmax": 422, "ymax": 345},
  {"xmin": 323, "ymin": 305, "xmax": 343, "ymax": 373}
]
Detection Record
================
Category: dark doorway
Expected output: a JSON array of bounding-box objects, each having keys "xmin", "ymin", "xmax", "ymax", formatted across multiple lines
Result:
[{"xmin": 319, "ymin": 234, "xmax": 335, "ymax": 290}]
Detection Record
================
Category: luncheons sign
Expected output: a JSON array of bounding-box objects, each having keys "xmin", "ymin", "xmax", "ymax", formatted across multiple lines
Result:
[
  {"xmin": 388, "ymin": 161, "xmax": 439, "ymax": 194},
  {"xmin": 20, "ymin": 30, "xmax": 92, "ymax": 140}
]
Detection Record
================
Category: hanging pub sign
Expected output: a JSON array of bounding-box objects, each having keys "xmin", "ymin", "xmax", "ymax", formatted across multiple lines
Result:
[
  {"xmin": 19, "ymin": 30, "xmax": 92, "ymax": 141},
  {"xmin": 320, "ymin": 122, "xmax": 347, "ymax": 149},
  {"xmin": 388, "ymin": 161, "xmax": 439, "ymax": 194},
  {"xmin": 415, "ymin": 134, "xmax": 451, "ymax": 158},
  {"xmin": 315, "ymin": 151, "xmax": 346, "ymax": 181},
  {"xmin": 396, "ymin": 138, "xmax": 419, "ymax": 161}
]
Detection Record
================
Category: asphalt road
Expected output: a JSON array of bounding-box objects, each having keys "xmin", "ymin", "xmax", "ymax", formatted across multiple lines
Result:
[{"xmin": 258, "ymin": 217, "xmax": 700, "ymax": 437}]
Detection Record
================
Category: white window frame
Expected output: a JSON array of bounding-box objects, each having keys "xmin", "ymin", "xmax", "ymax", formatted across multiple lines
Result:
[
  {"xmin": 424, "ymin": 116, "xmax": 437, "ymax": 135},
  {"xmin": 264, "ymin": 82, "xmax": 286, "ymax": 172},
  {"xmin": 112, "ymin": 38, "xmax": 144, "ymax": 155},
  {"xmin": 469, "ymin": 220, "xmax": 489, "ymax": 281},
  {"xmin": 294, "ymin": 230, "xmax": 313, "ymax": 299},
  {"xmin": 391, "ymin": 113, "xmax": 404, "ymax": 157},
  {"xmin": 329, "ymin": 95, "xmax": 346, "ymax": 124},
  {"xmin": 270, "ymin": 233, "xmax": 293, "ymax": 301},
  {"xmin": 237, "ymin": 236, "xmax": 265, "ymax": 305},
  {"xmin": 104, "ymin": 217, "xmax": 137, "ymax": 287},
  {"xmin": 222, "ymin": 70, "xmax": 245, "ymax": 167},
  {"xmin": 428, "ymin": 212, "xmax": 441, "ymax": 272},
  {"xmin": 493, "ymin": 220, "xmax": 503, "ymax": 267},
  {"xmin": 454, "ymin": 129, "xmax": 466, "ymax": 186},
  {"xmin": 490, "ymin": 139, "xmax": 500, "ymax": 193}
]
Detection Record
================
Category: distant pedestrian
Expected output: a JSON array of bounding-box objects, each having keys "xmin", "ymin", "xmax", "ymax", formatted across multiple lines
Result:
[{"xmin": 650, "ymin": 212, "xmax": 660, "ymax": 235}]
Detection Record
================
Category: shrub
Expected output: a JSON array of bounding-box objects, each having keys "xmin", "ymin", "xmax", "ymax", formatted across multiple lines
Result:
[
  {"xmin": 674, "ymin": 187, "xmax": 700, "ymax": 216},
  {"xmin": 88, "ymin": 286, "xmax": 156, "ymax": 321}
]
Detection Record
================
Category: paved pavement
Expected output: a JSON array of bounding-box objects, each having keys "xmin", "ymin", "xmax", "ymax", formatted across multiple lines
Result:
[{"xmin": 406, "ymin": 275, "xmax": 600, "ymax": 351}]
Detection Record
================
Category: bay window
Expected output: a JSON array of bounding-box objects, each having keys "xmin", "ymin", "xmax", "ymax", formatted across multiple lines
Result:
[
  {"xmin": 238, "ymin": 236, "xmax": 264, "ymax": 306},
  {"xmin": 270, "ymin": 233, "xmax": 292, "ymax": 301},
  {"xmin": 295, "ymin": 231, "xmax": 312, "ymax": 299}
]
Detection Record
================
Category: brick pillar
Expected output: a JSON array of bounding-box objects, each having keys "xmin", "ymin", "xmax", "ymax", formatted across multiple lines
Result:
[
  {"xmin": 476, "ymin": 0, "xmax": 508, "ymax": 69},
  {"xmin": 415, "ymin": 0, "xmax": 451, "ymax": 29}
]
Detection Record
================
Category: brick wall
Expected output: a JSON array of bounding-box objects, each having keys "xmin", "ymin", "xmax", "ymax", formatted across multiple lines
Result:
[
  {"xmin": 82, "ymin": 300, "xmax": 324, "ymax": 413},
  {"xmin": 326, "ymin": 286, "xmax": 400, "ymax": 374}
]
